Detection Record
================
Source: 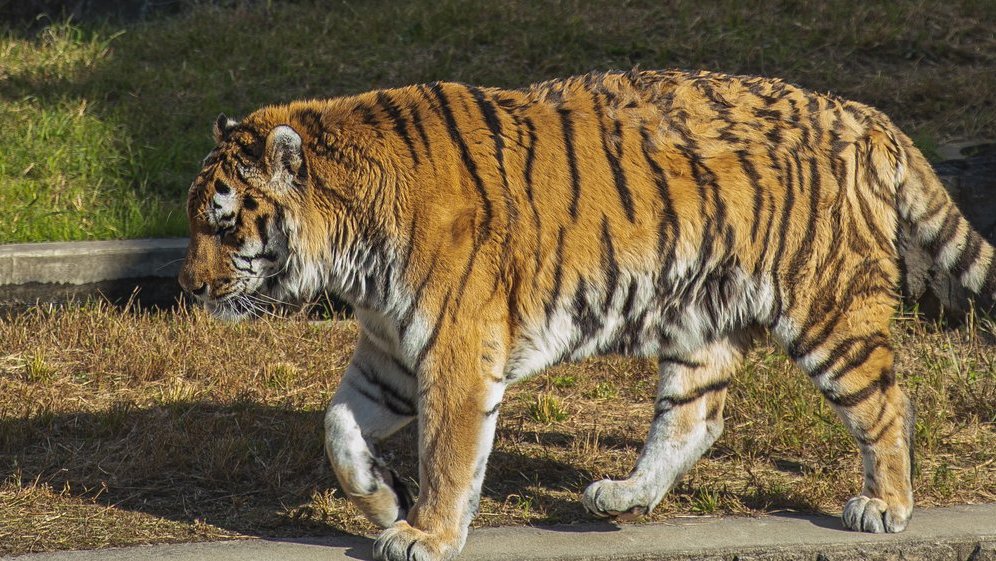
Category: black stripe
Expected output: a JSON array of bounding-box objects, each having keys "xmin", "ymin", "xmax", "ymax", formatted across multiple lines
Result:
[
  {"xmin": 391, "ymin": 355, "xmax": 417, "ymax": 379},
  {"xmin": 231, "ymin": 258, "xmax": 254, "ymax": 273},
  {"xmin": 828, "ymin": 130, "xmax": 848, "ymax": 185},
  {"xmin": 659, "ymin": 355, "xmax": 704, "ymax": 369},
  {"xmin": 858, "ymin": 408, "xmax": 899, "ymax": 446},
  {"xmin": 787, "ymin": 156, "xmax": 823, "ymax": 280},
  {"xmin": 399, "ymin": 252, "xmax": 439, "ymax": 340},
  {"xmin": 928, "ymin": 208, "xmax": 960, "ymax": 253},
  {"xmin": 639, "ymin": 125, "xmax": 679, "ymax": 273},
  {"xmin": 468, "ymin": 86, "xmax": 507, "ymax": 186},
  {"xmin": 592, "ymin": 94, "xmax": 635, "ymax": 221},
  {"xmin": 952, "ymin": 230, "xmax": 984, "ymax": 275},
  {"xmin": 453, "ymin": 239, "xmax": 484, "ymax": 310},
  {"xmin": 768, "ymin": 154, "xmax": 797, "ymax": 315},
  {"xmin": 621, "ymin": 277, "xmax": 638, "ymax": 320},
  {"xmin": 523, "ymin": 116, "xmax": 544, "ymax": 283},
  {"xmin": 545, "ymin": 228, "xmax": 567, "ymax": 319},
  {"xmin": 828, "ymin": 338, "xmax": 892, "ymax": 382},
  {"xmin": 376, "ymin": 91, "xmax": 420, "ymax": 165},
  {"xmin": 523, "ymin": 117, "xmax": 538, "ymax": 202},
  {"xmin": 346, "ymin": 377, "xmax": 384, "ymax": 408},
  {"xmin": 600, "ymin": 217, "xmax": 619, "ymax": 313},
  {"xmin": 981, "ymin": 254, "xmax": 996, "ymax": 297},
  {"xmin": 255, "ymin": 214, "xmax": 269, "ymax": 248},
  {"xmin": 701, "ymin": 155, "xmax": 728, "ymax": 235},
  {"xmin": 855, "ymin": 179, "xmax": 893, "ymax": 250},
  {"xmin": 355, "ymin": 102, "xmax": 380, "ymax": 130},
  {"xmin": 347, "ymin": 375, "xmax": 413, "ymax": 417},
  {"xmin": 558, "ymin": 108, "xmax": 581, "ymax": 220},
  {"xmin": 573, "ymin": 277, "xmax": 602, "ymax": 339},
  {"xmin": 758, "ymin": 186, "xmax": 778, "ymax": 273},
  {"xmin": 804, "ymin": 335, "xmax": 866, "ymax": 379},
  {"xmin": 916, "ymin": 188, "xmax": 948, "ymax": 224},
  {"xmin": 356, "ymin": 362, "xmax": 416, "ymax": 416},
  {"xmin": 233, "ymin": 135, "xmax": 262, "ymax": 161},
  {"xmin": 468, "ymin": 85, "xmax": 518, "ymax": 242},
  {"xmin": 484, "ymin": 402, "xmax": 501, "ymax": 417},
  {"xmin": 654, "ymin": 379, "xmax": 730, "ymax": 418},
  {"xmin": 428, "ymin": 83, "xmax": 493, "ymax": 241},
  {"xmin": 409, "ymin": 103, "xmax": 433, "ymax": 161},
  {"xmin": 379, "ymin": 262, "xmax": 393, "ymax": 307},
  {"xmin": 790, "ymin": 278, "xmax": 894, "ymax": 360},
  {"xmin": 737, "ymin": 150, "xmax": 764, "ymax": 243},
  {"xmin": 823, "ymin": 368, "xmax": 893, "ymax": 407}
]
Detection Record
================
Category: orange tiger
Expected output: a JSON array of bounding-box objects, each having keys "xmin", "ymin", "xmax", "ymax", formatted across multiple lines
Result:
[{"xmin": 179, "ymin": 69, "xmax": 996, "ymax": 561}]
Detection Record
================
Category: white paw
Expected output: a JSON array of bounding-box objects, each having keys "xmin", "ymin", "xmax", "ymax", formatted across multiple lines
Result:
[
  {"xmin": 842, "ymin": 495, "xmax": 911, "ymax": 533},
  {"xmin": 581, "ymin": 479, "xmax": 653, "ymax": 520},
  {"xmin": 373, "ymin": 521, "xmax": 454, "ymax": 561}
]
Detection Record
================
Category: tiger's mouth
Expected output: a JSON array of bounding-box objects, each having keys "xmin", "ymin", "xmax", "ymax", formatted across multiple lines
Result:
[
  {"xmin": 201, "ymin": 280, "xmax": 277, "ymax": 321},
  {"xmin": 203, "ymin": 293, "xmax": 262, "ymax": 321}
]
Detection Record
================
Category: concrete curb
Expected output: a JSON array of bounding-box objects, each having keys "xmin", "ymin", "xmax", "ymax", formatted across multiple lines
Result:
[
  {"xmin": 0, "ymin": 238, "xmax": 189, "ymax": 311},
  {"xmin": 0, "ymin": 238, "xmax": 188, "ymax": 286},
  {"xmin": 7, "ymin": 503, "xmax": 995, "ymax": 561}
]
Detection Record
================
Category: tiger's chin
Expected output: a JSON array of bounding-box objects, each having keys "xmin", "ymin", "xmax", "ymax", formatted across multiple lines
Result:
[{"xmin": 203, "ymin": 293, "xmax": 264, "ymax": 322}]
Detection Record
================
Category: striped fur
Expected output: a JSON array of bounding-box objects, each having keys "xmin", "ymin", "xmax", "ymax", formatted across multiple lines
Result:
[{"xmin": 179, "ymin": 69, "xmax": 996, "ymax": 561}]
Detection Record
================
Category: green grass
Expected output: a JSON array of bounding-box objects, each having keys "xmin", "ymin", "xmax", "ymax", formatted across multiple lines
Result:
[{"xmin": 1, "ymin": 0, "xmax": 994, "ymax": 242}]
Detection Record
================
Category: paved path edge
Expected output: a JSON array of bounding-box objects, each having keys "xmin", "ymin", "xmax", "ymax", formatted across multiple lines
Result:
[{"xmin": 6, "ymin": 503, "xmax": 995, "ymax": 561}]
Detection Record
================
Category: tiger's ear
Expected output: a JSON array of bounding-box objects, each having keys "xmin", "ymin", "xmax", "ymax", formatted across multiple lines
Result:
[
  {"xmin": 264, "ymin": 124, "xmax": 304, "ymax": 185},
  {"xmin": 213, "ymin": 113, "xmax": 238, "ymax": 143}
]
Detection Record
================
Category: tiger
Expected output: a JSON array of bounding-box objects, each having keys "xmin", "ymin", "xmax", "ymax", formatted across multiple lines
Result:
[{"xmin": 178, "ymin": 68, "xmax": 996, "ymax": 561}]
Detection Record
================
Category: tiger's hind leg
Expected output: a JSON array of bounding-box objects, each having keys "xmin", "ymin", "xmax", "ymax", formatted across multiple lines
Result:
[
  {"xmin": 325, "ymin": 333, "xmax": 417, "ymax": 529},
  {"xmin": 783, "ymin": 292, "xmax": 914, "ymax": 533},
  {"xmin": 582, "ymin": 336, "xmax": 748, "ymax": 519}
]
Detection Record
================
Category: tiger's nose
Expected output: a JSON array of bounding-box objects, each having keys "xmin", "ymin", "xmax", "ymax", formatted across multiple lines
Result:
[{"xmin": 178, "ymin": 267, "xmax": 209, "ymax": 299}]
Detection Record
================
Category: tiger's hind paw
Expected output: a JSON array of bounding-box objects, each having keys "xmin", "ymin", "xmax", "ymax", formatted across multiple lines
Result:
[
  {"xmin": 842, "ymin": 495, "xmax": 911, "ymax": 533},
  {"xmin": 581, "ymin": 479, "xmax": 655, "ymax": 520}
]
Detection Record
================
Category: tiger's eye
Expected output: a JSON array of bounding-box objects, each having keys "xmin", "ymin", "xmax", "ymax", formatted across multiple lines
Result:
[{"xmin": 215, "ymin": 180, "xmax": 231, "ymax": 195}]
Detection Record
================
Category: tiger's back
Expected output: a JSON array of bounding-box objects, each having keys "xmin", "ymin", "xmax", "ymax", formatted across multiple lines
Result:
[
  {"xmin": 411, "ymin": 71, "xmax": 910, "ymax": 378},
  {"xmin": 180, "ymin": 69, "xmax": 996, "ymax": 561}
]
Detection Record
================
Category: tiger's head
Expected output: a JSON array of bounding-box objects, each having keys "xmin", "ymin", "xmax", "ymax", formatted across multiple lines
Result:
[{"xmin": 178, "ymin": 112, "xmax": 309, "ymax": 319}]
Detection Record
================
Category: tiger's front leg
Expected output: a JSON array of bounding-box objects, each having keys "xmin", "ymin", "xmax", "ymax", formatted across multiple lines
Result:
[
  {"xmin": 325, "ymin": 334, "xmax": 418, "ymax": 528},
  {"xmin": 373, "ymin": 328, "xmax": 505, "ymax": 561}
]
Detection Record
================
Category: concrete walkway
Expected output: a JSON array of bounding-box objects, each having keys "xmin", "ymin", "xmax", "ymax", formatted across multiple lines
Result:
[{"xmin": 8, "ymin": 504, "xmax": 995, "ymax": 561}]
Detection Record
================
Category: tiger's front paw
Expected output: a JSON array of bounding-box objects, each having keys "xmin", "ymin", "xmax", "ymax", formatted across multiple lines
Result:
[
  {"xmin": 842, "ymin": 495, "xmax": 911, "ymax": 533},
  {"xmin": 373, "ymin": 520, "xmax": 457, "ymax": 561}
]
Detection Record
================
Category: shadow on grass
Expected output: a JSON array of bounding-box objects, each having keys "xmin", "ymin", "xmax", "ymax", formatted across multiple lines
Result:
[{"xmin": 0, "ymin": 399, "xmax": 597, "ymax": 538}]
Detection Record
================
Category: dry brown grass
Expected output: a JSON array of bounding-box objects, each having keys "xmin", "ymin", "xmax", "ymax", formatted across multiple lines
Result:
[{"xmin": 1, "ymin": 303, "xmax": 994, "ymax": 555}]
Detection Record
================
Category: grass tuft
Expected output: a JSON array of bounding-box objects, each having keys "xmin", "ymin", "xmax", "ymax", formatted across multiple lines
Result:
[{"xmin": 528, "ymin": 394, "xmax": 570, "ymax": 424}]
